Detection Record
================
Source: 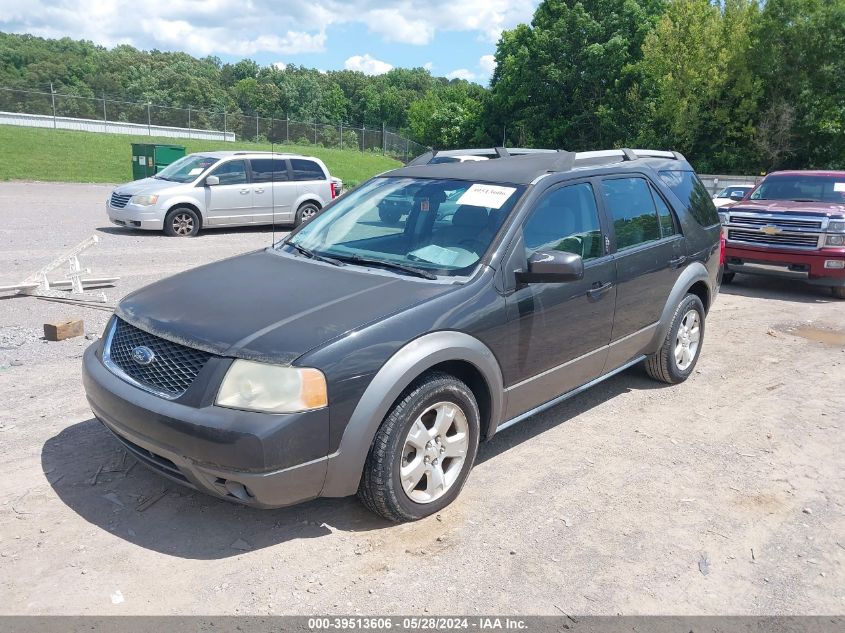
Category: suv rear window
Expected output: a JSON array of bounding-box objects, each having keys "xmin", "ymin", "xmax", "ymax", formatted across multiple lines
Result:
[
  {"xmin": 291, "ymin": 159, "xmax": 326, "ymax": 181},
  {"xmin": 658, "ymin": 170, "xmax": 719, "ymax": 227}
]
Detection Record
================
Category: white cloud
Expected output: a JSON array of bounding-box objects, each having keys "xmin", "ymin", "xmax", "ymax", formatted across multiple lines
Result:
[
  {"xmin": 272, "ymin": 61, "xmax": 287, "ymax": 71},
  {"xmin": 344, "ymin": 54, "xmax": 393, "ymax": 76},
  {"xmin": 0, "ymin": 1, "xmax": 538, "ymax": 57},
  {"xmin": 479, "ymin": 54, "xmax": 497, "ymax": 76},
  {"xmin": 423, "ymin": 62, "xmax": 434, "ymax": 72},
  {"xmin": 446, "ymin": 68, "xmax": 476, "ymax": 81}
]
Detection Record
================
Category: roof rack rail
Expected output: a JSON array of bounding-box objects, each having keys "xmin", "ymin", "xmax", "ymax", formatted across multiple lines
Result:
[
  {"xmin": 494, "ymin": 147, "xmax": 510, "ymax": 158},
  {"xmin": 621, "ymin": 148, "xmax": 638, "ymax": 161}
]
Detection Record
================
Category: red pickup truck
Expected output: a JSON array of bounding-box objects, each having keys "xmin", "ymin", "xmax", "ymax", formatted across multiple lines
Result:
[{"xmin": 720, "ymin": 170, "xmax": 845, "ymax": 299}]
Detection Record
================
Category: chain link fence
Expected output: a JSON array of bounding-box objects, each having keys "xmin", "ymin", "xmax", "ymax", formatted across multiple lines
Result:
[{"xmin": 0, "ymin": 86, "xmax": 428, "ymax": 162}]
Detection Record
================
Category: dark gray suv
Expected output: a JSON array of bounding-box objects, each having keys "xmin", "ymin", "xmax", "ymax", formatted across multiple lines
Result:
[{"xmin": 82, "ymin": 149, "xmax": 721, "ymax": 522}]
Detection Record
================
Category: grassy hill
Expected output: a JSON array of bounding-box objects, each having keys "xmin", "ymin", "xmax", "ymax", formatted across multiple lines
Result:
[{"xmin": 0, "ymin": 125, "xmax": 402, "ymax": 185}]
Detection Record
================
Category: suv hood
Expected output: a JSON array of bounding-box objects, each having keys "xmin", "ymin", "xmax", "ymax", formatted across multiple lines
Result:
[
  {"xmin": 115, "ymin": 177, "xmax": 187, "ymax": 195},
  {"xmin": 115, "ymin": 250, "xmax": 455, "ymax": 364},
  {"xmin": 727, "ymin": 200, "xmax": 845, "ymax": 217}
]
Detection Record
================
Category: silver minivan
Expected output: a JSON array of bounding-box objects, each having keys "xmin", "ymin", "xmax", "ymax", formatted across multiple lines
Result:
[{"xmin": 106, "ymin": 151, "xmax": 336, "ymax": 237}]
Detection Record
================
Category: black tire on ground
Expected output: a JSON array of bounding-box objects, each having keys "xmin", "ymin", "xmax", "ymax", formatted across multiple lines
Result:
[
  {"xmin": 832, "ymin": 286, "xmax": 845, "ymax": 299},
  {"xmin": 721, "ymin": 272, "xmax": 735, "ymax": 284},
  {"xmin": 378, "ymin": 206, "xmax": 403, "ymax": 225},
  {"xmin": 357, "ymin": 371, "xmax": 480, "ymax": 522},
  {"xmin": 163, "ymin": 207, "xmax": 201, "ymax": 237},
  {"xmin": 644, "ymin": 293, "xmax": 706, "ymax": 384},
  {"xmin": 295, "ymin": 201, "xmax": 320, "ymax": 227}
]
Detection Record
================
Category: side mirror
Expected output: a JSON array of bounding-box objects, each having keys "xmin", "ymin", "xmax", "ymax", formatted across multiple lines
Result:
[
  {"xmin": 205, "ymin": 175, "xmax": 220, "ymax": 186},
  {"xmin": 729, "ymin": 192, "xmax": 745, "ymax": 201},
  {"xmin": 516, "ymin": 250, "xmax": 584, "ymax": 284}
]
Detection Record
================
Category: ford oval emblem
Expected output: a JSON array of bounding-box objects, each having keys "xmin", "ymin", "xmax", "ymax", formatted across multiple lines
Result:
[{"xmin": 131, "ymin": 346, "xmax": 155, "ymax": 366}]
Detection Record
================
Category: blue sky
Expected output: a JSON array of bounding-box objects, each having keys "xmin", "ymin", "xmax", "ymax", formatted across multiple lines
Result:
[{"xmin": 0, "ymin": 0, "xmax": 541, "ymax": 85}]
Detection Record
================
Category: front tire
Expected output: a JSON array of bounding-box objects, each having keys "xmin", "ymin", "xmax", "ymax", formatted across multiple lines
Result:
[
  {"xmin": 644, "ymin": 294, "xmax": 706, "ymax": 384},
  {"xmin": 358, "ymin": 372, "xmax": 480, "ymax": 522},
  {"xmin": 164, "ymin": 207, "xmax": 200, "ymax": 237}
]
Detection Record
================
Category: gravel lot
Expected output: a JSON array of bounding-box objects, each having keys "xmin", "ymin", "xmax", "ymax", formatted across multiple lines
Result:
[{"xmin": 0, "ymin": 181, "xmax": 843, "ymax": 615}]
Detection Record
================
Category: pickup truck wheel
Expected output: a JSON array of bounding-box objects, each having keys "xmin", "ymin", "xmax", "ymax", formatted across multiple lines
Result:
[
  {"xmin": 644, "ymin": 294, "xmax": 705, "ymax": 384},
  {"xmin": 357, "ymin": 372, "xmax": 480, "ymax": 522},
  {"xmin": 164, "ymin": 207, "xmax": 200, "ymax": 237},
  {"xmin": 832, "ymin": 286, "xmax": 845, "ymax": 300},
  {"xmin": 295, "ymin": 202, "xmax": 320, "ymax": 227},
  {"xmin": 721, "ymin": 272, "xmax": 735, "ymax": 284}
]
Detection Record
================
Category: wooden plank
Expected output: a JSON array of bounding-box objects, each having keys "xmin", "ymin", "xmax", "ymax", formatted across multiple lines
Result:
[
  {"xmin": 0, "ymin": 283, "xmax": 39, "ymax": 292},
  {"xmin": 43, "ymin": 319, "xmax": 84, "ymax": 341}
]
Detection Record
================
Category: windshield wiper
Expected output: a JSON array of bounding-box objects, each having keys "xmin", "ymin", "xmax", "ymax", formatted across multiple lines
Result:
[
  {"xmin": 337, "ymin": 255, "xmax": 437, "ymax": 280},
  {"xmin": 289, "ymin": 242, "xmax": 345, "ymax": 267}
]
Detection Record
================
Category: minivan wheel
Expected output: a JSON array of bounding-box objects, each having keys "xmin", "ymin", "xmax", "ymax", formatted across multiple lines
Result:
[
  {"xmin": 164, "ymin": 207, "xmax": 200, "ymax": 237},
  {"xmin": 831, "ymin": 286, "xmax": 845, "ymax": 300},
  {"xmin": 295, "ymin": 202, "xmax": 320, "ymax": 226},
  {"xmin": 357, "ymin": 372, "xmax": 480, "ymax": 522},
  {"xmin": 644, "ymin": 293, "xmax": 706, "ymax": 384}
]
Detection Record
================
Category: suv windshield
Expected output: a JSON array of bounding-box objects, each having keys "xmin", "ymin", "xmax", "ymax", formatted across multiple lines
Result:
[
  {"xmin": 750, "ymin": 175, "xmax": 845, "ymax": 203},
  {"xmin": 285, "ymin": 177, "xmax": 525, "ymax": 277},
  {"xmin": 155, "ymin": 155, "xmax": 219, "ymax": 183}
]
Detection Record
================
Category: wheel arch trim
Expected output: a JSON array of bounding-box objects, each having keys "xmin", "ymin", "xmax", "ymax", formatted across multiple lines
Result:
[
  {"xmin": 321, "ymin": 330, "xmax": 504, "ymax": 497},
  {"xmin": 645, "ymin": 262, "xmax": 710, "ymax": 354}
]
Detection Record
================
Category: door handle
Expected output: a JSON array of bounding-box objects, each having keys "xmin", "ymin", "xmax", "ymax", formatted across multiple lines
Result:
[
  {"xmin": 239, "ymin": 189, "xmax": 250, "ymax": 195},
  {"xmin": 255, "ymin": 189, "xmax": 264, "ymax": 194},
  {"xmin": 587, "ymin": 281, "xmax": 613, "ymax": 299},
  {"xmin": 669, "ymin": 255, "xmax": 687, "ymax": 269}
]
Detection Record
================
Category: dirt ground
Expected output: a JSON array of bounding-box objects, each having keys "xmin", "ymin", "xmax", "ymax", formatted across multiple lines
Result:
[{"xmin": 0, "ymin": 181, "xmax": 843, "ymax": 615}]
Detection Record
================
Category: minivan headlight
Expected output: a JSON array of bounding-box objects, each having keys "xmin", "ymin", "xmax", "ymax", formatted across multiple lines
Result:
[
  {"xmin": 131, "ymin": 194, "xmax": 159, "ymax": 206},
  {"xmin": 216, "ymin": 360, "xmax": 327, "ymax": 413}
]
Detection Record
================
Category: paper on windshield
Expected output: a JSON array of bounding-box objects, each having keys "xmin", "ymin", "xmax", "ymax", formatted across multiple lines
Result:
[
  {"xmin": 834, "ymin": 183, "xmax": 845, "ymax": 192},
  {"xmin": 409, "ymin": 244, "xmax": 463, "ymax": 266},
  {"xmin": 188, "ymin": 167, "xmax": 204, "ymax": 176},
  {"xmin": 456, "ymin": 184, "xmax": 517, "ymax": 209}
]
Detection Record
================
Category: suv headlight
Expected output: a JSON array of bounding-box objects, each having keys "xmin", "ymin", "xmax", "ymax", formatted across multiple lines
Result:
[
  {"xmin": 216, "ymin": 360, "xmax": 327, "ymax": 413},
  {"xmin": 131, "ymin": 194, "xmax": 159, "ymax": 206},
  {"xmin": 825, "ymin": 234, "xmax": 845, "ymax": 246},
  {"xmin": 828, "ymin": 220, "xmax": 845, "ymax": 232}
]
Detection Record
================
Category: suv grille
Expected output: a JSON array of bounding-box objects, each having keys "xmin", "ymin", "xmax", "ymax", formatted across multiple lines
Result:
[
  {"xmin": 110, "ymin": 192, "xmax": 132, "ymax": 208},
  {"xmin": 727, "ymin": 229, "xmax": 820, "ymax": 249},
  {"xmin": 104, "ymin": 318, "xmax": 212, "ymax": 398},
  {"xmin": 730, "ymin": 215, "xmax": 824, "ymax": 230}
]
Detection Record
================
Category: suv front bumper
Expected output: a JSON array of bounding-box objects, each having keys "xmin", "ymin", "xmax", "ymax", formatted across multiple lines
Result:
[
  {"xmin": 82, "ymin": 343, "xmax": 329, "ymax": 508},
  {"xmin": 725, "ymin": 245, "xmax": 845, "ymax": 287}
]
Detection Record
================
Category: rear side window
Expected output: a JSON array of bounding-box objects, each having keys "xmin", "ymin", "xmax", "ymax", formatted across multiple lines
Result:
[
  {"xmin": 601, "ymin": 177, "xmax": 661, "ymax": 250},
  {"xmin": 658, "ymin": 170, "xmax": 720, "ymax": 226},
  {"xmin": 250, "ymin": 158, "xmax": 289, "ymax": 182},
  {"xmin": 291, "ymin": 159, "xmax": 326, "ymax": 181},
  {"xmin": 652, "ymin": 185, "xmax": 678, "ymax": 238}
]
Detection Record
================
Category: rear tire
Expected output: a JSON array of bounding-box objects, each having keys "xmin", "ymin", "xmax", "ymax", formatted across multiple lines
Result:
[
  {"xmin": 295, "ymin": 201, "xmax": 320, "ymax": 227},
  {"xmin": 721, "ymin": 272, "xmax": 735, "ymax": 284},
  {"xmin": 358, "ymin": 372, "xmax": 480, "ymax": 522},
  {"xmin": 644, "ymin": 294, "xmax": 706, "ymax": 384},
  {"xmin": 163, "ymin": 207, "xmax": 200, "ymax": 237},
  {"xmin": 832, "ymin": 286, "xmax": 845, "ymax": 300}
]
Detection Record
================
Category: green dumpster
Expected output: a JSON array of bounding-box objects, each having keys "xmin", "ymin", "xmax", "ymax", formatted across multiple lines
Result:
[{"xmin": 131, "ymin": 143, "xmax": 186, "ymax": 180}]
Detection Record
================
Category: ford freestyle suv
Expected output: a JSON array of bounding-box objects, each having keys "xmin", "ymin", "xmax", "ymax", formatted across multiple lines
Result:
[
  {"xmin": 106, "ymin": 151, "xmax": 335, "ymax": 237},
  {"xmin": 82, "ymin": 149, "xmax": 721, "ymax": 522},
  {"xmin": 721, "ymin": 171, "xmax": 845, "ymax": 298}
]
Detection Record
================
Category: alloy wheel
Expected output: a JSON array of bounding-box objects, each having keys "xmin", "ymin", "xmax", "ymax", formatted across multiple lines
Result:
[{"xmin": 674, "ymin": 309, "xmax": 701, "ymax": 371}]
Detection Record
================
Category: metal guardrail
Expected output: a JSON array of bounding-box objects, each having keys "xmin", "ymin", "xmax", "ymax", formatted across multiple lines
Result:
[{"xmin": 0, "ymin": 86, "xmax": 428, "ymax": 162}]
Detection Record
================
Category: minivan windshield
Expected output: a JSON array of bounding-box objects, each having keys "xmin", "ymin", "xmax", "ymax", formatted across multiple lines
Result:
[
  {"xmin": 284, "ymin": 177, "xmax": 526, "ymax": 277},
  {"xmin": 749, "ymin": 174, "xmax": 845, "ymax": 203},
  {"xmin": 155, "ymin": 155, "xmax": 219, "ymax": 183}
]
